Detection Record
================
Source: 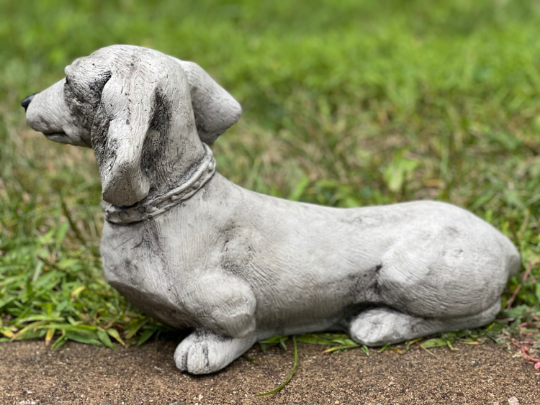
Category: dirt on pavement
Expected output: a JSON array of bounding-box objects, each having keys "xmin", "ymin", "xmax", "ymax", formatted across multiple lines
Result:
[{"xmin": 0, "ymin": 339, "xmax": 539, "ymax": 404}]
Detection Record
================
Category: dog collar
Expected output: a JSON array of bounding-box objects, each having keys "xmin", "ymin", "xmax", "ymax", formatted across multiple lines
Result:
[{"xmin": 101, "ymin": 143, "xmax": 216, "ymax": 225}]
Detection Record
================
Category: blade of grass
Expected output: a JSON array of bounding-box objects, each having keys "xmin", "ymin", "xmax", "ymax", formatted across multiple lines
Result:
[{"xmin": 255, "ymin": 336, "xmax": 298, "ymax": 396}]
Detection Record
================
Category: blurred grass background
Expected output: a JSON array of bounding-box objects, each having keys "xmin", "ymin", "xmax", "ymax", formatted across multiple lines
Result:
[{"xmin": 0, "ymin": 0, "xmax": 539, "ymax": 349}]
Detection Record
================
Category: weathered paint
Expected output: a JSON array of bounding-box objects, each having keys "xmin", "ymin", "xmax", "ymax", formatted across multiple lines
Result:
[{"xmin": 24, "ymin": 45, "xmax": 521, "ymax": 375}]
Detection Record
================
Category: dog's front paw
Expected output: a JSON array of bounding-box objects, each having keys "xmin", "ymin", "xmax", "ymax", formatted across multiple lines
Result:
[{"xmin": 174, "ymin": 330, "xmax": 255, "ymax": 374}]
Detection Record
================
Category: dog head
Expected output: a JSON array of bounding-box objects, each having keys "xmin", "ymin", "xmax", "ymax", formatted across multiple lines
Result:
[{"xmin": 24, "ymin": 45, "xmax": 241, "ymax": 206}]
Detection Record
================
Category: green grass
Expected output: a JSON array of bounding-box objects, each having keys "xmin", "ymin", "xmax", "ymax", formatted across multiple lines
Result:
[{"xmin": 1, "ymin": 0, "xmax": 539, "ymax": 365}]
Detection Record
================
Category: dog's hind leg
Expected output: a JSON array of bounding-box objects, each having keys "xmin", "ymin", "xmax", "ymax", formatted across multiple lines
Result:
[{"xmin": 347, "ymin": 300, "xmax": 500, "ymax": 346}]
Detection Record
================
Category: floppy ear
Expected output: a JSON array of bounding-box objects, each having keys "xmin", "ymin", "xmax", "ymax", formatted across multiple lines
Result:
[
  {"xmin": 92, "ymin": 58, "xmax": 157, "ymax": 206},
  {"xmin": 175, "ymin": 59, "xmax": 242, "ymax": 144},
  {"xmin": 90, "ymin": 49, "xmax": 240, "ymax": 206}
]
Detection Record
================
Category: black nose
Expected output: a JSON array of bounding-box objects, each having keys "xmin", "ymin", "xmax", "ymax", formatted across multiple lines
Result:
[{"xmin": 21, "ymin": 94, "xmax": 35, "ymax": 111}]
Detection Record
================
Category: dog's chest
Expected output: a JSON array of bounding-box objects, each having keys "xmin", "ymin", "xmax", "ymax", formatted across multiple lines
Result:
[{"xmin": 100, "ymin": 218, "xmax": 201, "ymax": 328}]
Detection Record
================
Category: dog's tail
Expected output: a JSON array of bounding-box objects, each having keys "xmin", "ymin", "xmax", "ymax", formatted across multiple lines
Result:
[{"xmin": 502, "ymin": 235, "xmax": 521, "ymax": 281}]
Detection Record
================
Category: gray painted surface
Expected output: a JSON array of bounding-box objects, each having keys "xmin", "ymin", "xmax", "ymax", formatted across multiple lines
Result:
[{"xmin": 25, "ymin": 45, "xmax": 520, "ymax": 375}]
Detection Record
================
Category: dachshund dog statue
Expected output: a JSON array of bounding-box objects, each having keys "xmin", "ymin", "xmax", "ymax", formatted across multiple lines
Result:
[{"xmin": 23, "ymin": 45, "xmax": 520, "ymax": 374}]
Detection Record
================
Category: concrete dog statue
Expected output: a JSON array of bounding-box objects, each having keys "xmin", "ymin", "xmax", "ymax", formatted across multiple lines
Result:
[{"xmin": 23, "ymin": 45, "xmax": 520, "ymax": 375}]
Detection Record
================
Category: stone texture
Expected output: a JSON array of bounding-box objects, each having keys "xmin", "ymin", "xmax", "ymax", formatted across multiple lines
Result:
[{"xmin": 24, "ymin": 45, "xmax": 521, "ymax": 374}]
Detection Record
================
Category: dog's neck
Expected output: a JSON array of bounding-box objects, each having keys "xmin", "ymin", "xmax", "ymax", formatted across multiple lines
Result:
[
  {"xmin": 99, "ymin": 96, "xmax": 212, "ymax": 222},
  {"xmin": 141, "ymin": 113, "xmax": 207, "ymax": 198},
  {"xmin": 101, "ymin": 143, "xmax": 216, "ymax": 225}
]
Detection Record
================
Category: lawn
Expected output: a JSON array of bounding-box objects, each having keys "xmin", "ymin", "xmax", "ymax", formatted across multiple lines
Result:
[{"xmin": 1, "ymin": 0, "xmax": 539, "ymax": 358}]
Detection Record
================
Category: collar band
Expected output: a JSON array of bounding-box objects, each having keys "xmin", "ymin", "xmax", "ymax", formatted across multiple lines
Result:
[{"xmin": 101, "ymin": 143, "xmax": 215, "ymax": 225}]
